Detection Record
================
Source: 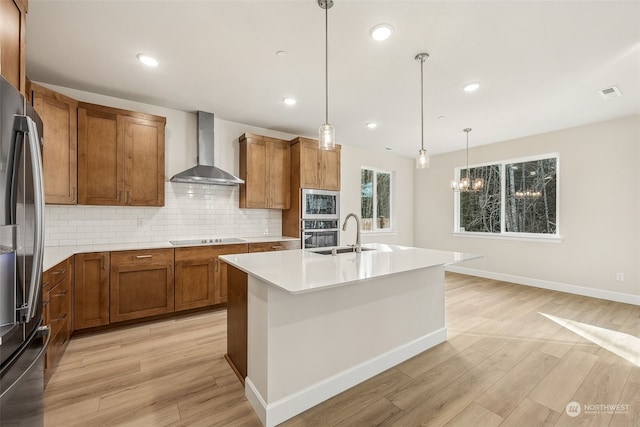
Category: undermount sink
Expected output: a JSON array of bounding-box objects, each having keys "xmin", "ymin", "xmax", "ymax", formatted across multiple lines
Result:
[{"xmin": 311, "ymin": 246, "xmax": 376, "ymax": 256}]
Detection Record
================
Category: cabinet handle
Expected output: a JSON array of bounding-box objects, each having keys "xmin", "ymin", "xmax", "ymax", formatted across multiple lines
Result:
[
  {"xmin": 215, "ymin": 259, "xmax": 219, "ymax": 272},
  {"xmin": 52, "ymin": 290, "xmax": 67, "ymax": 297},
  {"xmin": 72, "ymin": 186, "xmax": 76, "ymax": 202},
  {"xmin": 53, "ymin": 313, "xmax": 67, "ymax": 322},
  {"xmin": 118, "ymin": 190, "xmax": 122, "ymax": 203},
  {"xmin": 135, "ymin": 255, "xmax": 153, "ymax": 259},
  {"xmin": 126, "ymin": 190, "xmax": 130, "ymax": 204},
  {"xmin": 52, "ymin": 269, "xmax": 66, "ymax": 275},
  {"xmin": 271, "ymin": 245, "xmax": 286, "ymax": 250},
  {"xmin": 101, "ymin": 255, "xmax": 107, "ymax": 270}
]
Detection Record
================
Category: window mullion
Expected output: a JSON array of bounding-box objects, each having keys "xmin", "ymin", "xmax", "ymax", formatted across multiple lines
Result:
[{"xmin": 500, "ymin": 163, "xmax": 506, "ymax": 234}]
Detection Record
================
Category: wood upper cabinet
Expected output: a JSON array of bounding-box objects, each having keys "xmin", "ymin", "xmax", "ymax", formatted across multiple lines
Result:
[
  {"xmin": 77, "ymin": 102, "xmax": 165, "ymax": 207},
  {"xmin": 32, "ymin": 83, "xmax": 78, "ymax": 204},
  {"xmin": 291, "ymin": 137, "xmax": 340, "ymax": 191},
  {"xmin": 74, "ymin": 252, "xmax": 110, "ymax": 330},
  {"xmin": 239, "ymin": 133, "xmax": 290, "ymax": 209},
  {"xmin": 43, "ymin": 256, "xmax": 73, "ymax": 386},
  {"xmin": 0, "ymin": 0, "xmax": 28, "ymax": 94},
  {"xmin": 110, "ymin": 248, "xmax": 174, "ymax": 323}
]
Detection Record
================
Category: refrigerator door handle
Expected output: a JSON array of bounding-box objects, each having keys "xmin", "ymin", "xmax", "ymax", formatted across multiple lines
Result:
[
  {"xmin": 13, "ymin": 115, "xmax": 46, "ymax": 323},
  {"xmin": 25, "ymin": 116, "xmax": 45, "ymax": 322}
]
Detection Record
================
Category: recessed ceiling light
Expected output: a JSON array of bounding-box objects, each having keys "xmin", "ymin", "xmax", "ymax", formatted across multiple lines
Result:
[
  {"xmin": 137, "ymin": 54, "xmax": 159, "ymax": 67},
  {"xmin": 438, "ymin": 115, "xmax": 447, "ymax": 120},
  {"xmin": 463, "ymin": 82, "xmax": 480, "ymax": 92},
  {"xmin": 366, "ymin": 122, "xmax": 378, "ymax": 129},
  {"xmin": 283, "ymin": 97, "xmax": 297, "ymax": 105},
  {"xmin": 385, "ymin": 147, "xmax": 392, "ymax": 151},
  {"xmin": 370, "ymin": 24, "xmax": 393, "ymax": 41},
  {"xmin": 276, "ymin": 50, "xmax": 288, "ymax": 58}
]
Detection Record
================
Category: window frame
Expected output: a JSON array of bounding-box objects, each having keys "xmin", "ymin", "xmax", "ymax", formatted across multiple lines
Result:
[
  {"xmin": 453, "ymin": 153, "xmax": 561, "ymax": 241},
  {"xmin": 361, "ymin": 166, "xmax": 395, "ymax": 233}
]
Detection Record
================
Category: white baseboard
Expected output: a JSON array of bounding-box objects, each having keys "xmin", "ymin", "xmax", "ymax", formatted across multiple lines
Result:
[
  {"xmin": 446, "ymin": 265, "xmax": 640, "ymax": 306},
  {"xmin": 245, "ymin": 327, "xmax": 447, "ymax": 427}
]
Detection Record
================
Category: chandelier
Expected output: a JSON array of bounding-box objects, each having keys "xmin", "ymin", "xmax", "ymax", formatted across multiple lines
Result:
[{"xmin": 451, "ymin": 128, "xmax": 484, "ymax": 192}]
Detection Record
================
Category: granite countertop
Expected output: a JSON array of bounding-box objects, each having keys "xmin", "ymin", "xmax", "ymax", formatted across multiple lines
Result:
[
  {"xmin": 219, "ymin": 243, "xmax": 479, "ymax": 295},
  {"xmin": 43, "ymin": 236, "xmax": 299, "ymax": 271}
]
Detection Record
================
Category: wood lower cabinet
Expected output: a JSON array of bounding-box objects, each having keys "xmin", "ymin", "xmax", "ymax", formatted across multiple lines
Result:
[
  {"xmin": 110, "ymin": 249, "xmax": 174, "ymax": 323},
  {"xmin": 239, "ymin": 133, "xmax": 290, "ymax": 209},
  {"xmin": 43, "ymin": 257, "xmax": 73, "ymax": 385},
  {"xmin": 174, "ymin": 246, "xmax": 216, "ymax": 311},
  {"xmin": 74, "ymin": 252, "xmax": 110, "ymax": 330},
  {"xmin": 0, "ymin": 0, "xmax": 28, "ymax": 94},
  {"xmin": 224, "ymin": 264, "xmax": 248, "ymax": 384},
  {"xmin": 31, "ymin": 83, "xmax": 78, "ymax": 204},
  {"xmin": 175, "ymin": 244, "xmax": 249, "ymax": 311},
  {"xmin": 77, "ymin": 102, "xmax": 165, "ymax": 207}
]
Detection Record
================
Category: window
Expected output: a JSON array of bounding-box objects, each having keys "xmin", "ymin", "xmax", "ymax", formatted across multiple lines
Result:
[
  {"xmin": 361, "ymin": 167, "xmax": 392, "ymax": 232},
  {"xmin": 455, "ymin": 154, "xmax": 558, "ymax": 238}
]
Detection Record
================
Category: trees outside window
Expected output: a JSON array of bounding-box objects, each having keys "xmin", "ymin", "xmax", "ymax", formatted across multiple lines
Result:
[
  {"xmin": 361, "ymin": 167, "xmax": 392, "ymax": 231},
  {"xmin": 456, "ymin": 155, "xmax": 558, "ymax": 237}
]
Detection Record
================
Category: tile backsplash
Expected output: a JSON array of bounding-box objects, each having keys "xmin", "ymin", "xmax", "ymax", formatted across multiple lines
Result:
[{"xmin": 45, "ymin": 183, "xmax": 283, "ymax": 247}]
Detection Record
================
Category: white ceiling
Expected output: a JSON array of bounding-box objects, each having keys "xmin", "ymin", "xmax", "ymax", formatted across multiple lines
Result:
[{"xmin": 26, "ymin": 0, "xmax": 640, "ymax": 157}]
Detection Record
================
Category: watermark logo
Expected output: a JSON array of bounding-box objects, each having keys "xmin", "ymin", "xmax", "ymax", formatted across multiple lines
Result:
[
  {"xmin": 566, "ymin": 401, "xmax": 581, "ymax": 417},
  {"xmin": 565, "ymin": 401, "xmax": 630, "ymax": 417}
]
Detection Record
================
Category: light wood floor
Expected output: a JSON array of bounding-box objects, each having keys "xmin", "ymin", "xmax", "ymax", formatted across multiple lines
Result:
[{"xmin": 45, "ymin": 273, "xmax": 640, "ymax": 426}]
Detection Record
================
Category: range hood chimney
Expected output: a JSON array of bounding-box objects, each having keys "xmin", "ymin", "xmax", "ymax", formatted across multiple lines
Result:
[{"xmin": 170, "ymin": 111, "xmax": 244, "ymax": 185}]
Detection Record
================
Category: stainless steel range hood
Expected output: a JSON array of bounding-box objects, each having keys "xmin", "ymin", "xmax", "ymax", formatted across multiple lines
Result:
[{"xmin": 170, "ymin": 111, "xmax": 244, "ymax": 185}]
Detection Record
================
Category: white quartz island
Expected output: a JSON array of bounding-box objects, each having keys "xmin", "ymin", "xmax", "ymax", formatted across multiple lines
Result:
[{"xmin": 220, "ymin": 243, "xmax": 478, "ymax": 427}]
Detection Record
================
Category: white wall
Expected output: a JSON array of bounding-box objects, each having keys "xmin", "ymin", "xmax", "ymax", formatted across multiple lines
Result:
[
  {"xmin": 40, "ymin": 83, "xmax": 414, "ymax": 247},
  {"xmin": 415, "ymin": 115, "xmax": 640, "ymax": 302},
  {"xmin": 339, "ymin": 145, "xmax": 414, "ymax": 246}
]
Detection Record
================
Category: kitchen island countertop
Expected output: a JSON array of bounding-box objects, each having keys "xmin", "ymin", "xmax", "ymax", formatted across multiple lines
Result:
[{"xmin": 220, "ymin": 243, "xmax": 479, "ymax": 295}]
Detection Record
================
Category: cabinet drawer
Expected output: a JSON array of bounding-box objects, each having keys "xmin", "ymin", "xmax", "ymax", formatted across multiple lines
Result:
[
  {"xmin": 46, "ymin": 258, "xmax": 71, "ymax": 286},
  {"xmin": 248, "ymin": 240, "xmax": 300, "ymax": 252},
  {"xmin": 111, "ymin": 248, "xmax": 174, "ymax": 265},
  {"xmin": 48, "ymin": 280, "xmax": 70, "ymax": 337}
]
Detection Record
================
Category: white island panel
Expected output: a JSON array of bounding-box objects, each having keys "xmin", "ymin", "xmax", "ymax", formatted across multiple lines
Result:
[{"xmin": 245, "ymin": 266, "xmax": 446, "ymax": 427}]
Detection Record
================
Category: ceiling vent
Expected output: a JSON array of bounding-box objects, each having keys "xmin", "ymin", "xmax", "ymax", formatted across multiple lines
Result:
[{"xmin": 598, "ymin": 85, "xmax": 622, "ymax": 99}]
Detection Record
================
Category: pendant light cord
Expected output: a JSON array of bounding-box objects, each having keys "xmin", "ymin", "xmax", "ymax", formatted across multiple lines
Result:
[
  {"xmin": 466, "ymin": 130, "xmax": 469, "ymax": 179},
  {"xmin": 420, "ymin": 57, "xmax": 424, "ymax": 151},
  {"xmin": 325, "ymin": 3, "xmax": 329, "ymax": 125}
]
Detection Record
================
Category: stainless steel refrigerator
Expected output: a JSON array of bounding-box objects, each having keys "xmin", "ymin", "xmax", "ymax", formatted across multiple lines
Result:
[{"xmin": 0, "ymin": 76, "xmax": 49, "ymax": 426}]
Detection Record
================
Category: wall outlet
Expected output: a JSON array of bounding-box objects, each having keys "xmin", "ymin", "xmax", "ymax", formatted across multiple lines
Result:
[{"xmin": 615, "ymin": 272, "xmax": 624, "ymax": 282}]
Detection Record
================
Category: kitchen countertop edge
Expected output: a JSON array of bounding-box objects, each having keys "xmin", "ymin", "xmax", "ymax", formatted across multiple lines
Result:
[{"xmin": 43, "ymin": 236, "xmax": 299, "ymax": 271}]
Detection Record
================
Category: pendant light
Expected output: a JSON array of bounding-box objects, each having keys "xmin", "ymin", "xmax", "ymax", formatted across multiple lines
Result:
[
  {"xmin": 415, "ymin": 53, "xmax": 430, "ymax": 169},
  {"xmin": 451, "ymin": 128, "xmax": 484, "ymax": 192},
  {"xmin": 318, "ymin": 0, "xmax": 335, "ymax": 150}
]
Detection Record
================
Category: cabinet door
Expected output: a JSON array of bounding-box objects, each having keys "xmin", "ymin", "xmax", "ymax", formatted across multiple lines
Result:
[
  {"xmin": 320, "ymin": 148, "xmax": 341, "ymax": 191},
  {"xmin": 32, "ymin": 84, "xmax": 78, "ymax": 204},
  {"xmin": 269, "ymin": 140, "xmax": 291, "ymax": 209},
  {"xmin": 77, "ymin": 107, "xmax": 124, "ymax": 205},
  {"xmin": 110, "ymin": 249, "xmax": 174, "ymax": 323},
  {"xmin": 74, "ymin": 252, "xmax": 110, "ymax": 330},
  {"xmin": 174, "ymin": 247, "xmax": 215, "ymax": 311},
  {"xmin": 209, "ymin": 244, "xmax": 248, "ymax": 304},
  {"xmin": 0, "ymin": 0, "xmax": 27, "ymax": 93},
  {"xmin": 240, "ymin": 137, "xmax": 268, "ymax": 208},
  {"xmin": 123, "ymin": 116, "xmax": 165, "ymax": 207},
  {"xmin": 299, "ymin": 140, "xmax": 321, "ymax": 189}
]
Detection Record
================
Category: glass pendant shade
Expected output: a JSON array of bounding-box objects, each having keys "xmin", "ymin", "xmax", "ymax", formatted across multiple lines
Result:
[
  {"xmin": 319, "ymin": 123, "xmax": 335, "ymax": 150},
  {"xmin": 416, "ymin": 149, "xmax": 429, "ymax": 169}
]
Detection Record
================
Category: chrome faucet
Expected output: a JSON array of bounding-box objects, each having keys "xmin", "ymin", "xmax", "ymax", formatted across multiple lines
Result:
[{"xmin": 342, "ymin": 213, "xmax": 362, "ymax": 253}]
